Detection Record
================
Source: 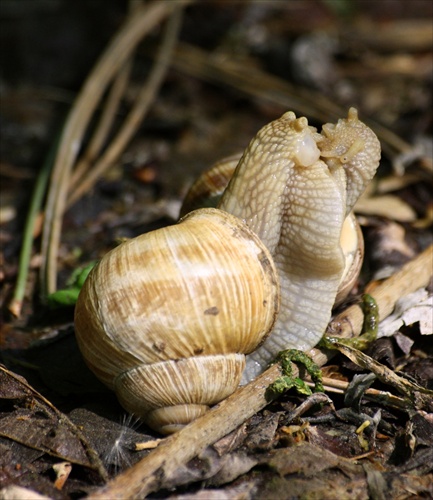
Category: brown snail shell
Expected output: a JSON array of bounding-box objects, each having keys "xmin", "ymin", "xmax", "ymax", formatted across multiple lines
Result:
[{"xmin": 75, "ymin": 208, "xmax": 279, "ymax": 434}]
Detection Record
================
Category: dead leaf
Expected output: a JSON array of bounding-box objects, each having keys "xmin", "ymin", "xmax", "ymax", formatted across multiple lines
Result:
[
  {"xmin": 379, "ymin": 289, "xmax": 433, "ymax": 337},
  {"xmin": 212, "ymin": 423, "xmax": 248, "ymax": 456},
  {"xmin": 0, "ymin": 365, "xmax": 107, "ymax": 479},
  {"xmin": 264, "ymin": 442, "xmax": 352, "ymax": 476},
  {"xmin": 355, "ymin": 195, "xmax": 417, "ymax": 221},
  {"xmin": 305, "ymin": 424, "xmax": 366, "ymax": 459},
  {"xmin": 244, "ymin": 412, "xmax": 281, "ymax": 451},
  {"xmin": 0, "ymin": 411, "xmax": 91, "ymax": 467}
]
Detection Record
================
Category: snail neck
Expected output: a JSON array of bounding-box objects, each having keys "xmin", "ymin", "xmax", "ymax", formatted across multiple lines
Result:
[
  {"xmin": 218, "ymin": 109, "xmax": 381, "ymax": 382},
  {"xmin": 218, "ymin": 112, "xmax": 322, "ymax": 255}
]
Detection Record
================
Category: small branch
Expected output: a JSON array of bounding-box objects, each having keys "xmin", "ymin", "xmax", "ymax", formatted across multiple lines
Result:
[
  {"xmin": 69, "ymin": 0, "xmax": 143, "ymax": 189},
  {"xmin": 88, "ymin": 246, "xmax": 433, "ymax": 498},
  {"xmin": 317, "ymin": 377, "xmax": 410, "ymax": 410},
  {"xmin": 67, "ymin": 4, "xmax": 183, "ymax": 208},
  {"xmin": 69, "ymin": 58, "xmax": 133, "ymax": 190},
  {"xmin": 325, "ymin": 340, "xmax": 433, "ymax": 409},
  {"xmin": 39, "ymin": 0, "xmax": 192, "ymax": 297}
]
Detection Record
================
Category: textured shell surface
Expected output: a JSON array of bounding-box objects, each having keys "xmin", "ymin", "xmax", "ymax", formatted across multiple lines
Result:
[{"xmin": 74, "ymin": 208, "xmax": 279, "ymax": 389}]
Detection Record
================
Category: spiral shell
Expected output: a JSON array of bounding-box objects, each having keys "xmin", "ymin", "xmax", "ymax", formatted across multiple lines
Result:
[{"xmin": 75, "ymin": 208, "xmax": 279, "ymax": 434}]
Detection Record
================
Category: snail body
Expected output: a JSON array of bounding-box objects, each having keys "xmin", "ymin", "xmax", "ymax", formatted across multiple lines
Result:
[
  {"xmin": 75, "ymin": 108, "xmax": 380, "ymax": 433},
  {"xmin": 183, "ymin": 109, "xmax": 379, "ymax": 381}
]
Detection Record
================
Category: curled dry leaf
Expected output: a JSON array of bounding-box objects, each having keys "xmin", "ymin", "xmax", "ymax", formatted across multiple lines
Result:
[{"xmin": 379, "ymin": 289, "xmax": 433, "ymax": 337}]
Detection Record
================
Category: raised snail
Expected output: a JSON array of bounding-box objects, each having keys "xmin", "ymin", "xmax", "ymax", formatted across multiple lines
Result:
[{"xmin": 74, "ymin": 108, "xmax": 381, "ymax": 434}]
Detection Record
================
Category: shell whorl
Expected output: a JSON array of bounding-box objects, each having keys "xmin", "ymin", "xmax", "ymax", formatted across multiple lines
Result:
[{"xmin": 75, "ymin": 208, "xmax": 280, "ymax": 433}]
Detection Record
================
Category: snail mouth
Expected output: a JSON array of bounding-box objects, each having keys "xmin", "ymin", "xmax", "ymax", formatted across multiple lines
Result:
[{"xmin": 320, "ymin": 137, "xmax": 365, "ymax": 166}]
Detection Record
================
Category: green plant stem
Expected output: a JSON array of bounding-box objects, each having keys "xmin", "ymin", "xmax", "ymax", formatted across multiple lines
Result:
[{"xmin": 8, "ymin": 134, "xmax": 59, "ymax": 317}]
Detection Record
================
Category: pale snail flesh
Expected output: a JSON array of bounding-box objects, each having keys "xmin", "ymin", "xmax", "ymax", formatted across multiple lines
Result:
[
  {"xmin": 217, "ymin": 108, "xmax": 380, "ymax": 381},
  {"xmin": 74, "ymin": 108, "xmax": 380, "ymax": 433},
  {"xmin": 181, "ymin": 152, "xmax": 365, "ymax": 309}
]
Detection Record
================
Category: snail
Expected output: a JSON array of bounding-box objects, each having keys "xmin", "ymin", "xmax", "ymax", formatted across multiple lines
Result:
[
  {"xmin": 75, "ymin": 209, "xmax": 280, "ymax": 435},
  {"xmin": 74, "ymin": 108, "xmax": 381, "ymax": 434}
]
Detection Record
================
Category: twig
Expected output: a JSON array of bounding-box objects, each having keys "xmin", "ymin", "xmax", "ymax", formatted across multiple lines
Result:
[
  {"xmin": 69, "ymin": 58, "xmax": 133, "ymax": 190},
  {"xmin": 317, "ymin": 377, "xmax": 420, "ymax": 411},
  {"xmin": 67, "ymin": 4, "xmax": 183, "ymax": 208},
  {"xmin": 68, "ymin": 0, "xmax": 141, "ymax": 189},
  {"xmin": 88, "ymin": 363, "xmax": 283, "ymax": 499},
  {"xmin": 87, "ymin": 245, "xmax": 432, "ymax": 499},
  {"xmin": 169, "ymin": 42, "xmax": 412, "ymax": 159},
  {"xmin": 39, "ymin": 0, "xmax": 192, "ymax": 297},
  {"xmin": 324, "ymin": 339, "xmax": 433, "ymax": 409}
]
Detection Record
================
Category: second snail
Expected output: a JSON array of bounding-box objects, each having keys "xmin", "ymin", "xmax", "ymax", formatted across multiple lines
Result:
[{"xmin": 75, "ymin": 108, "xmax": 381, "ymax": 434}]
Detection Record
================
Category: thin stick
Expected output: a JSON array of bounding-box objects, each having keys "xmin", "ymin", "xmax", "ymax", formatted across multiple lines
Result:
[
  {"xmin": 88, "ymin": 364, "xmax": 283, "ymax": 499},
  {"xmin": 69, "ymin": 0, "xmax": 142, "ymax": 190},
  {"xmin": 88, "ymin": 245, "xmax": 432, "ymax": 499},
  {"xmin": 316, "ymin": 377, "xmax": 415, "ymax": 411},
  {"xmin": 39, "ymin": 0, "xmax": 191, "ymax": 297},
  {"xmin": 69, "ymin": 58, "xmax": 133, "ymax": 190},
  {"xmin": 67, "ymin": 5, "xmax": 182, "ymax": 208}
]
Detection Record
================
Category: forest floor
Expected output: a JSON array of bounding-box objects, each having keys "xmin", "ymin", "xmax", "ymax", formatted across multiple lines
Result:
[{"xmin": 1, "ymin": 1, "xmax": 432, "ymax": 499}]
